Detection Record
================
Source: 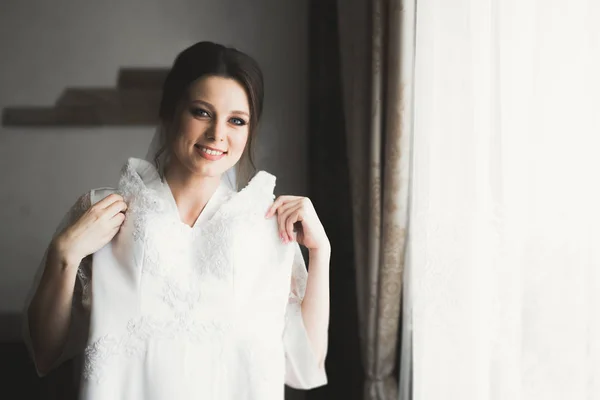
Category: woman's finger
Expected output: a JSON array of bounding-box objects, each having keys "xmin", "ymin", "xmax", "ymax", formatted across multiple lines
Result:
[
  {"xmin": 109, "ymin": 210, "xmax": 126, "ymax": 227},
  {"xmin": 285, "ymin": 210, "xmax": 302, "ymax": 242},
  {"xmin": 104, "ymin": 200, "xmax": 128, "ymax": 219},
  {"xmin": 273, "ymin": 198, "xmax": 301, "ymax": 217},
  {"xmin": 94, "ymin": 193, "xmax": 124, "ymax": 210},
  {"xmin": 276, "ymin": 207, "xmax": 285, "ymax": 241},
  {"xmin": 279, "ymin": 204, "xmax": 303, "ymax": 242},
  {"xmin": 266, "ymin": 195, "xmax": 301, "ymax": 218},
  {"xmin": 277, "ymin": 205, "xmax": 297, "ymax": 241}
]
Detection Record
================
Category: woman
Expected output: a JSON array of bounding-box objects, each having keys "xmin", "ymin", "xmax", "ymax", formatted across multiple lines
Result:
[{"xmin": 23, "ymin": 41, "xmax": 329, "ymax": 399}]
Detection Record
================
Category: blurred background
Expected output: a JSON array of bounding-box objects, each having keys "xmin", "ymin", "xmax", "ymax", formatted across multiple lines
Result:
[
  {"xmin": 0, "ymin": 1, "xmax": 363, "ymax": 399},
  {"xmin": 7, "ymin": 1, "xmax": 595, "ymax": 399}
]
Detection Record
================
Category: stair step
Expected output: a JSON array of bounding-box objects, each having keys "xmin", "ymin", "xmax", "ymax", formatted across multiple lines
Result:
[
  {"xmin": 57, "ymin": 88, "xmax": 161, "ymax": 108},
  {"xmin": 3, "ymin": 105, "xmax": 159, "ymax": 126}
]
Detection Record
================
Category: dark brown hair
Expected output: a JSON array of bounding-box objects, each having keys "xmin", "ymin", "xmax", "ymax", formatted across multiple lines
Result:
[{"xmin": 155, "ymin": 41, "xmax": 264, "ymax": 179}]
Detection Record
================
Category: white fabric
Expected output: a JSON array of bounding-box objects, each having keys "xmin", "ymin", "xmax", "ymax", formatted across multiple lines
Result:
[
  {"xmin": 22, "ymin": 157, "xmax": 326, "ymax": 399},
  {"xmin": 406, "ymin": 1, "xmax": 600, "ymax": 399}
]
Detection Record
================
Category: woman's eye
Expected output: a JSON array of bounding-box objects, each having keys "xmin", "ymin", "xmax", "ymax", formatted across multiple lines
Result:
[
  {"xmin": 230, "ymin": 117, "xmax": 247, "ymax": 126},
  {"xmin": 191, "ymin": 108, "xmax": 210, "ymax": 117}
]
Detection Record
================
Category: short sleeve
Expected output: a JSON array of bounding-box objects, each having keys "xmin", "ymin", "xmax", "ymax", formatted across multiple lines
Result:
[
  {"xmin": 21, "ymin": 191, "xmax": 93, "ymax": 377},
  {"xmin": 282, "ymin": 243, "xmax": 328, "ymax": 389}
]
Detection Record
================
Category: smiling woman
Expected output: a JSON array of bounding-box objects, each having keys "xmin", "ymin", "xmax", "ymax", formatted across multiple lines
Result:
[
  {"xmin": 170, "ymin": 76, "xmax": 250, "ymax": 179},
  {"xmin": 154, "ymin": 42, "xmax": 264, "ymax": 189},
  {"xmin": 22, "ymin": 41, "xmax": 330, "ymax": 400}
]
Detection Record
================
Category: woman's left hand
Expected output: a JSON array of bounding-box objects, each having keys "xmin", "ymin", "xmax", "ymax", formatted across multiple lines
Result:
[{"xmin": 265, "ymin": 196, "xmax": 330, "ymax": 251}]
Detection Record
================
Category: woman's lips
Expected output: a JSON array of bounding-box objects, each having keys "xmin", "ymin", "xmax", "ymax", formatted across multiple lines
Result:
[{"xmin": 194, "ymin": 144, "xmax": 227, "ymax": 161}]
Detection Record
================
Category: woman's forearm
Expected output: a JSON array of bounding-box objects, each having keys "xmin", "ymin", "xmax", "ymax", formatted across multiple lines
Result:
[
  {"xmin": 301, "ymin": 246, "xmax": 331, "ymax": 368},
  {"xmin": 27, "ymin": 238, "xmax": 79, "ymax": 374}
]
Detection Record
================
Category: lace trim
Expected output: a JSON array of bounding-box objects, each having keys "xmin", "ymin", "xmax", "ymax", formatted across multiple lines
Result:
[
  {"xmin": 288, "ymin": 244, "xmax": 308, "ymax": 305},
  {"xmin": 219, "ymin": 173, "xmax": 275, "ymax": 220},
  {"xmin": 117, "ymin": 160, "xmax": 166, "ymax": 241},
  {"xmin": 76, "ymin": 256, "xmax": 93, "ymax": 310},
  {"xmin": 83, "ymin": 315, "xmax": 232, "ymax": 382}
]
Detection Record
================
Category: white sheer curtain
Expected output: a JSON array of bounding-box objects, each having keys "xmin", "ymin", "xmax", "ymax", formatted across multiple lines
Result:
[{"xmin": 404, "ymin": 0, "xmax": 600, "ymax": 399}]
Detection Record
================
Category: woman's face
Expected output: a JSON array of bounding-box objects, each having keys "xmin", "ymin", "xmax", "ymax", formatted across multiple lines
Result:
[{"xmin": 169, "ymin": 75, "xmax": 251, "ymax": 179}]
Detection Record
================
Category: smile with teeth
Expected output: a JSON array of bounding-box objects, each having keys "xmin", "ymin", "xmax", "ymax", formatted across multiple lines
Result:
[{"xmin": 196, "ymin": 145, "xmax": 226, "ymax": 156}]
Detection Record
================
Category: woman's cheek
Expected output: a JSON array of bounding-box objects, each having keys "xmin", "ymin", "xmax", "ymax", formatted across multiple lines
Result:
[{"xmin": 232, "ymin": 134, "xmax": 249, "ymax": 156}]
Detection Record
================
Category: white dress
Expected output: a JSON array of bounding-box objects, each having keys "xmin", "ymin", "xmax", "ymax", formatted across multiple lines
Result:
[{"xmin": 22, "ymin": 157, "xmax": 327, "ymax": 400}]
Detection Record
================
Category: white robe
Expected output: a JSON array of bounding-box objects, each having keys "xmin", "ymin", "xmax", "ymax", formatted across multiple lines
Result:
[{"xmin": 23, "ymin": 157, "xmax": 327, "ymax": 399}]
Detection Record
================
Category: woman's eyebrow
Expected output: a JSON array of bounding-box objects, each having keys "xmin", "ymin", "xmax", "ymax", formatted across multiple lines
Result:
[
  {"xmin": 190, "ymin": 99, "xmax": 215, "ymax": 110},
  {"xmin": 231, "ymin": 110, "xmax": 250, "ymax": 118},
  {"xmin": 191, "ymin": 99, "xmax": 249, "ymax": 118}
]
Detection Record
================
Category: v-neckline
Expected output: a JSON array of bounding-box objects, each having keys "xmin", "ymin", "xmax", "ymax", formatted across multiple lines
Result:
[
  {"xmin": 122, "ymin": 157, "xmax": 274, "ymax": 230},
  {"xmin": 160, "ymin": 170, "xmax": 275, "ymax": 230},
  {"xmin": 162, "ymin": 179, "xmax": 230, "ymax": 229}
]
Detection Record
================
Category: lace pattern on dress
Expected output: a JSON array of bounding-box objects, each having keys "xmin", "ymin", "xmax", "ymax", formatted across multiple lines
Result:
[
  {"xmin": 83, "ymin": 315, "xmax": 233, "ymax": 382},
  {"xmin": 76, "ymin": 256, "xmax": 93, "ymax": 310},
  {"xmin": 116, "ymin": 160, "xmax": 167, "ymax": 241},
  {"xmin": 288, "ymin": 245, "xmax": 308, "ymax": 305},
  {"xmin": 160, "ymin": 276, "xmax": 203, "ymax": 313},
  {"xmin": 82, "ymin": 164, "xmax": 286, "ymax": 383},
  {"xmin": 117, "ymin": 162, "xmax": 207, "ymax": 311},
  {"xmin": 118, "ymin": 165, "xmax": 277, "ymax": 313}
]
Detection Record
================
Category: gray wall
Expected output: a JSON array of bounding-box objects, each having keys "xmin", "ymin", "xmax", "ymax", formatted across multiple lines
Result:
[{"xmin": 0, "ymin": 0, "xmax": 308, "ymax": 315}]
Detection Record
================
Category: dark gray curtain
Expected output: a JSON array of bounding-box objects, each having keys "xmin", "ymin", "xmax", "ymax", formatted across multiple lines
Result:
[{"xmin": 304, "ymin": 1, "xmax": 363, "ymax": 400}]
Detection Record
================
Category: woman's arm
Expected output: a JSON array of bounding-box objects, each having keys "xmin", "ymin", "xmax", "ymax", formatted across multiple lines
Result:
[
  {"xmin": 301, "ymin": 246, "xmax": 331, "ymax": 367},
  {"xmin": 25, "ymin": 192, "xmax": 127, "ymax": 374},
  {"xmin": 27, "ymin": 241, "xmax": 81, "ymax": 374},
  {"xmin": 266, "ymin": 196, "xmax": 331, "ymax": 367}
]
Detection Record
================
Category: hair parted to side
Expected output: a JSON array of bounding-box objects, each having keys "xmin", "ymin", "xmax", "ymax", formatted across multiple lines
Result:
[{"xmin": 154, "ymin": 41, "xmax": 264, "ymax": 188}]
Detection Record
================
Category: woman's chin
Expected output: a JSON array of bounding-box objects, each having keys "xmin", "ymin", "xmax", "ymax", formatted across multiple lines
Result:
[{"xmin": 192, "ymin": 160, "xmax": 229, "ymax": 178}]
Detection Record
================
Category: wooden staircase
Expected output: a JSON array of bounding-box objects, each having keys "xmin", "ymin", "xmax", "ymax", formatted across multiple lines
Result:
[{"xmin": 2, "ymin": 68, "xmax": 169, "ymax": 127}]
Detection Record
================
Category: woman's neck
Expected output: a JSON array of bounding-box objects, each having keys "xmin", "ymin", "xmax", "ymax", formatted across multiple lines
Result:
[{"xmin": 163, "ymin": 159, "xmax": 222, "ymax": 226}]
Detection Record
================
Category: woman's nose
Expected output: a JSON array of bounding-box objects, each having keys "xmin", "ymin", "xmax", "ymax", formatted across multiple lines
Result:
[{"xmin": 206, "ymin": 121, "xmax": 227, "ymax": 142}]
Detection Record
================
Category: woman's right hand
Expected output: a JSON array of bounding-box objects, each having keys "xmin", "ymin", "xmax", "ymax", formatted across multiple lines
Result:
[{"xmin": 54, "ymin": 193, "xmax": 128, "ymax": 266}]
